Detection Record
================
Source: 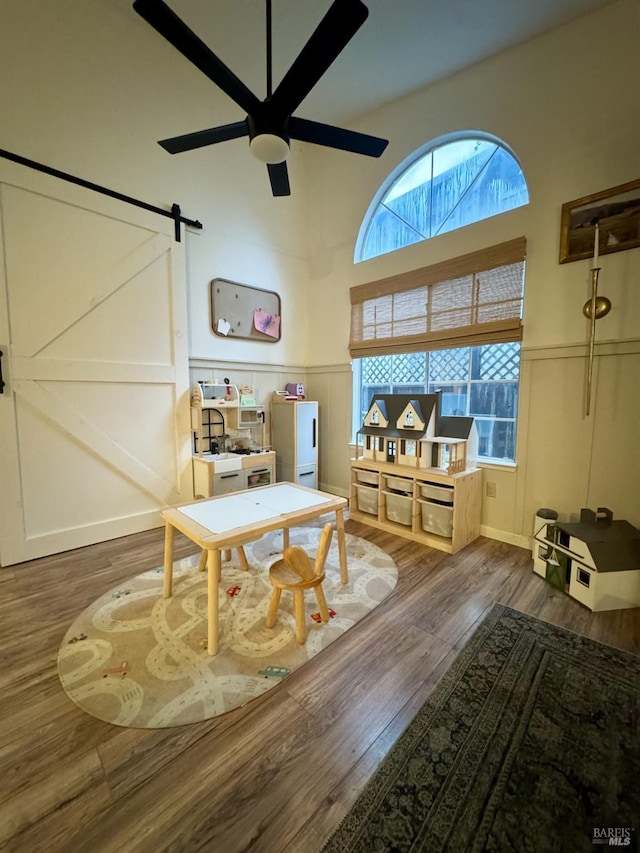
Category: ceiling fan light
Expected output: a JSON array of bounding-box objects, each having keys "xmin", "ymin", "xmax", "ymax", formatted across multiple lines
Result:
[{"xmin": 250, "ymin": 133, "xmax": 290, "ymax": 164}]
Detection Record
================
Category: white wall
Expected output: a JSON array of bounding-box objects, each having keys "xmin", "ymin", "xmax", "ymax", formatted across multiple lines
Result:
[{"xmin": 303, "ymin": 0, "xmax": 640, "ymax": 538}]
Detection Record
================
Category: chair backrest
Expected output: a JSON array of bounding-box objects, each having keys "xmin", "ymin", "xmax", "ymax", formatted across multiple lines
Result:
[
  {"xmin": 314, "ymin": 524, "xmax": 333, "ymax": 577},
  {"xmin": 282, "ymin": 523, "xmax": 334, "ymax": 583},
  {"xmin": 283, "ymin": 546, "xmax": 315, "ymax": 581}
]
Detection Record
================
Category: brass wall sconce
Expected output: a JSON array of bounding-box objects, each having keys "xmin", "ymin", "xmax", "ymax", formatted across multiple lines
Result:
[{"xmin": 583, "ymin": 221, "xmax": 611, "ymax": 416}]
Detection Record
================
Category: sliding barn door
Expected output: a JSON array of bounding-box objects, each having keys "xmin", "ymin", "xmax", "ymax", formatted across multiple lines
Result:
[{"xmin": 0, "ymin": 164, "xmax": 193, "ymax": 566}]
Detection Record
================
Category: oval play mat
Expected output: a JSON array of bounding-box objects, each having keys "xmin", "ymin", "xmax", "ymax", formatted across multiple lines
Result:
[{"xmin": 58, "ymin": 526, "xmax": 397, "ymax": 728}]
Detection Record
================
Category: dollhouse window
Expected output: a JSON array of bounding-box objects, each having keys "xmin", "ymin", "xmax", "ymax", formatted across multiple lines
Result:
[{"xmin": 355, "ymin": 133, "xmax": 528, "ymax": 262}]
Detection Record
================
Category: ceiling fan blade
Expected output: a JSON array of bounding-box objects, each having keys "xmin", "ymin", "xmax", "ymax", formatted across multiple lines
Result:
[
  {"xmin": 269, "ymin": 0, "xmax": 368, "ymax": 118},
  {"xmin": 133, "ymin": 0, "xmax": 260, "ymax": 115},
  {"xmin": 159, "ymin": 121, "xmax": 248, "ymax": 154},
  {"xmin": 267, "ymin": 162, "xmax": 291, "ymax": 196},
  {"xmin": 289, "ymin": 117, "xmax": 388, "ymax": 157}
]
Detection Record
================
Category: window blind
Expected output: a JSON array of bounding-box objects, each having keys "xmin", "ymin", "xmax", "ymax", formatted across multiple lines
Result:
[{"xmin": 349, "ymin": 237, "xmax": 526, "ymax": 357}]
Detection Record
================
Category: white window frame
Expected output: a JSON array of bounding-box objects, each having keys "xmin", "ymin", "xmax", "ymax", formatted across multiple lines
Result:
[{"xmin": 355, "ymin": 131, "xmax": 528, "ymax": 263}]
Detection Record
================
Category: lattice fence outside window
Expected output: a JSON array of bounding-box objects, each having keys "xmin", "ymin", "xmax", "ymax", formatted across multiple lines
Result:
[{"xmin": 357, "ymin": 342, "xmax": 521, "ymax": 462}]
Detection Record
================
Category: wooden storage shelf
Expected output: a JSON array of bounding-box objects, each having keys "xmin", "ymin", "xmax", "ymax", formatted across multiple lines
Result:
[{"xmin": 349, "ymin": 458, "xmax": 482, "ymax": 554}]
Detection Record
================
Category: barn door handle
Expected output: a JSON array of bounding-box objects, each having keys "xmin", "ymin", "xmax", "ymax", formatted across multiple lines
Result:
[{"xmin": 0, "ymin": 348, "xmax": 5, "ymax": 395}]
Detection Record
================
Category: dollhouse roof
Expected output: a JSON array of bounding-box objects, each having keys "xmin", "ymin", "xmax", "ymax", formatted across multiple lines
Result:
[
  {"xmin": 555, "ymin": 518, "xmax": 640, "ymax": 573},
  {"xmin": 437, "ymin": 416, "xmax": 475, "ymax": 440},
  {"xmin": 359, "ymin": 394, "xmax": 437, "ymax": 439},
  {"xmin": 364, "ymin": 391, "xmax": 474, "ymax": 435},
  {"xmin": 358, "ymin": 392, "xmax": 478, "ymax": 446}
]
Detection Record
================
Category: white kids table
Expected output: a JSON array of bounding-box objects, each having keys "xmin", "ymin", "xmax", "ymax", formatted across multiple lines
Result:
[{"xmin": 161, "ymin": 482, "xmax": 348, "ymax": 655}]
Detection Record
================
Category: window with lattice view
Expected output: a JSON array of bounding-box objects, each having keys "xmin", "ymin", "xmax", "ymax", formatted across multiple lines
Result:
[{"xmin": 353, "ymin": 342, "xmax": 521, "ymax": 462}]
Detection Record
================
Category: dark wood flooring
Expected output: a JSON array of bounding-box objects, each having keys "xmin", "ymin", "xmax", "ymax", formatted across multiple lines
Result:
[{"xmin": 1, "ymin": 519, "xmax": 638, "ymax": 852}]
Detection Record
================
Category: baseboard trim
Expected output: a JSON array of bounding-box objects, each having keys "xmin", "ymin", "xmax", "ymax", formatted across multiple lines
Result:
[
  {"xmin": 319, "ymin": 483, "xmax": 349, "ymax": 499},
  {"xmin": 480, "ymin": 525, "xmax": 531, "ymax": 550}
]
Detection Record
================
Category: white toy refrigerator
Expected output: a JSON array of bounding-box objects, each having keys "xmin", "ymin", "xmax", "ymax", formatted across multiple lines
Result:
[{"xmin": 270, "ymin": 396, "xmax": 318, "ymax": 489}]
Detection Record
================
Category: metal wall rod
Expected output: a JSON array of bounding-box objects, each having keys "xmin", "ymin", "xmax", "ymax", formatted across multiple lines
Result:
[
  {"xmin": 585, "ymin": 267, "xmax": 599, "ymax": 417},
  {"xmin": 0, "ymin": 147, "xmax": 203, "ymax": 242}
]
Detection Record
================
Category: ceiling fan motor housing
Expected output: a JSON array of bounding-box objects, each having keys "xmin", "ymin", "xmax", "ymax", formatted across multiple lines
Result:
[{"xmin": 247, "ymin": 108, "xmax": 291, "ymax": 163}]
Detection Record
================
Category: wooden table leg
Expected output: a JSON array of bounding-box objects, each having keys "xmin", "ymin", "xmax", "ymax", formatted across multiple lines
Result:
[
  {"xmin": 237, "ymin": 546, "xmax": 250, "ymax": 572},
  {"xmin": 163, "ymin": 522, "xmax": 175, "ymax": 598},
  {"xmin": 336, "ymin": 508, "xmax": 348, "ymax": 585},
  {"xmin": 282, "ymin": 528, "xmax": 290, "ymax": 550},
  {"xmin": 207, "ymin": 549, "xmax": 222, "ymax": 655}
]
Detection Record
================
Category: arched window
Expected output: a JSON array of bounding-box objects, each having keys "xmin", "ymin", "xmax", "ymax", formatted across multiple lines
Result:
[
  {"xmin": 351, "ymin": 134, "xmax": 528, "ymax": 464},
  {"xmin": 355, "ymin": 133, "xmax": 529, "ymax": 262}
]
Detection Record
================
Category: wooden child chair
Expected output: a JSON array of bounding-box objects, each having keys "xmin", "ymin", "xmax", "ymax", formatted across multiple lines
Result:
[{"xmin": 265, "ymin": 523, "xmax": 333, "ymax": 644}]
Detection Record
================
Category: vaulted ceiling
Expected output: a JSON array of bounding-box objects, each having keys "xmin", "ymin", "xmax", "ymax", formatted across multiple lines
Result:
[{"xmin": 140, "ymin": 0, "xmax": 619, "ymax": 124}]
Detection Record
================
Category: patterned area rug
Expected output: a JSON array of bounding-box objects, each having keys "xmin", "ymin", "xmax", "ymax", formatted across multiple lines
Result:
[
  {"xmin": 322, "ymin": 604, "xmax": 640, "ymax": 853},
  {"xmin": 57, "ymin": 527, "xmax": 397, "ymax": 728}
]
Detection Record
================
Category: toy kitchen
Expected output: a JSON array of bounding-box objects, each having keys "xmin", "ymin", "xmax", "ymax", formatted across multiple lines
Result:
[{"xmin": 190, "ymin": 381, "xmax": 275, "ymax": 497}]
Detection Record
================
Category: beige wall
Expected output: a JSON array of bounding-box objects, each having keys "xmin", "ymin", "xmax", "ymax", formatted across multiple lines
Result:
[
  {"xmin": 2, "ymin": 0, "xmax": 639, "ymax": 551},
  {"xmin": 303, "ymin": 0, "xmax": 639, "ymax": 359},
  {"xmin": 301, "ymin": 0, "xmax": 640, "ymax": 542}
]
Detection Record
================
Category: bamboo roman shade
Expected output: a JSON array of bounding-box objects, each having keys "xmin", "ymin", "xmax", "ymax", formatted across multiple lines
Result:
[{"xmin": 349, "ymin": 237, "xmax": 526, "ymax": 357}]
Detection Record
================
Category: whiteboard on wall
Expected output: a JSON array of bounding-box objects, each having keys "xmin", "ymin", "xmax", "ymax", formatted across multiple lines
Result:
[{"xmin": 210, "ymin": 278, "xmax": 281, "ymax": 342}]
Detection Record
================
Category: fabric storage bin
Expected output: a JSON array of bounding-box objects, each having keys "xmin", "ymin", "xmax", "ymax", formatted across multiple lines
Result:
[
  {"xmin": 384, "ymin": 475, "xmax": 413, "ymax": 495},
  {"xmin": 355, "ymin": 469, "xmax": 379, "ymax": 486},
  {"xmin": 385, "ymin": 492, "xmax": 412, "ymax": 526},
  {"xmin": 356, "ymin": 484, "xmax": 378, "ymax": 515},
  {"xmin": 420, "ymin": 500, "xmax": 453, "ymax": 537},
  {"xmin": 419, "ymin": 482, "xmax": 454, "ymax": 504}
]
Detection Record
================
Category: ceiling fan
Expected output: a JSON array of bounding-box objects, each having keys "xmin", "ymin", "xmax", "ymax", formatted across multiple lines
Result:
[{"xmin": 132, "ymin": 0, "xmax": 389, "ymax": 196}]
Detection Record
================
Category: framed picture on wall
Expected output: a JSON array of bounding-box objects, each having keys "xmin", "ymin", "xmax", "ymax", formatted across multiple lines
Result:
[{"xmin": 559, "ymin": 178, "xmax": 640, "ymax": 264}]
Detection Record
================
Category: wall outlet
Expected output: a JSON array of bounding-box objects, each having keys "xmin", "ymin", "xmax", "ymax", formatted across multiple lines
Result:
[{"xmin": 485, "ymin": 481, "xmax": 497, "ymax": 498}]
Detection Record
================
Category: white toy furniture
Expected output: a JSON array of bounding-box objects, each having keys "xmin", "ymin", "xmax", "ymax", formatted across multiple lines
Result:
[{"xmin": 532, "ymin": 507, "xmax": 640, "ymax": 611}]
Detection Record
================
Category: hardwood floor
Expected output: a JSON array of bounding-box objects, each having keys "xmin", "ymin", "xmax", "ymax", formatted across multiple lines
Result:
[{"xmin": 1, "ymin": 519, "xmax": 639, "ymax": 852}]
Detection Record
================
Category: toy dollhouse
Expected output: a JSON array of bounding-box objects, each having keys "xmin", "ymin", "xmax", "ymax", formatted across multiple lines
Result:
[
  {"xmin": 532, "ymin": 507, "xmax": 640, "ymax": 611},
  {"xmin": 350, "ymin": 392, "xmax": 482, "ymax": 554},
  {"xmin": 355, "ymin": 391, "xmax": 478, "ymax": 475}
]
